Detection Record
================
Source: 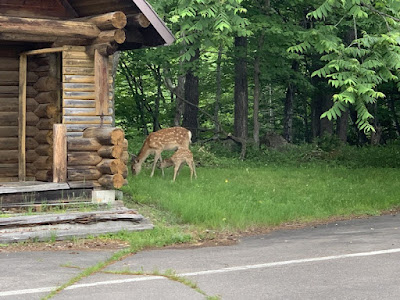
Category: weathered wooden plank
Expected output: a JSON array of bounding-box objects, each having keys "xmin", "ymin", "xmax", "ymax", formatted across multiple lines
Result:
[
  {"xmin": 63, "ymin": 83, "xmax": 95, "ymax": 92},
  {"xmin": 0, "ymin": 112, "xmax": 18, "ymax": 126},
  {"xmin": 63, "ymin": 92, "xmax": 113, "ymax": 101},
  {"xmin": 0, "ymin": 71, "xmax": 38, "ymax": 84},
  {"xmin": 63, "ymin": 67, "xmax": 94, "ymax": 76},
  {"xmin": 63, "ymin": 51, "xmax": 92, "ymax": 60},
  {"xmin": 0, "ymin": 137, "xmax": 38, "ymax": 150},
  {"xmin": 0, "ymin": 150, "xmax": 18, "ymax": 163},
  {"xmin": 0, "ymin": 210, "xmax": 143, "ymax": 227},
  {"xmin": 0, "ymin": 98, "xmax": 18, "ymax": 112},
  {"xmin": 94, "ymin": 49, "xmax": 110, "ymax": 116},
  {"xmin": 64, "ymin": 107, "xmax": 113, "ymax": 116},
  {"xmin": 18, "ymin": 54, "xmax": 27, "ymax": 181},
  {"xmin": 0, "ymin": 57, "xmax": 19, "ymax": 71},
  {"xmin": 66, "ymin": 124, "xmax": 112, "ymax": 132},
  {"xmin": 0, "ymin": 112, "xmax": 39, "ymax": 127},
  {"xmin": 63, "ymin": 75, "xmax": 112, "ymax": 84},
  {"xmin": 63, "ymin": 116, "xmax": 113, "ymax": 124},
  {"xmin": 0, "ymin": 163, "xmax": 19, "ymax": 177},
  {"xmin": 63, "ymin": 91, "xmax": 95, "ymax": 100},
  {"xmin": 0, "ymin": 221, "xmax": 153, "ymax": 244},
  {"xmin": 66, "ymin": 132, "xmax": 84, "ymax": 138},
  {"xmin": 0, "ymin": 138, "xmax": 18, "ymax": 150},
  {"xmin": 63, "ymin": 75, "xmax": 94, "ymax": 83},
  {"xmin": 0, "ymin": 177, "xmax": 18, "ymax": 182},
  {"xmin": 0, "ymin": 126, "xmax": 18, "ymax": 137},
  {"xmin": 23, "ymin": 47, "xmax": 65, "ymax": 56},
  {"xmin": 63, "ymin": 59, "xmax": 94, "ymax": 68},
  {"xmin": 63, "ymin": 46, "xmax": 87, "ymax": 52},
  {"xmin": 63, "ymin": 100, "xmax": 96, "ymax": 108},
  {"xmin": 53, "ymin": 124, "xmax": 67, "ymax": 183},
  {"xmin": 0, "ymin": 182, "xmax": 70, "ymax": 195},
  {"xmin": 0, "ymin": 86, "xmax": 37, "ymax": 97},
  {"xmin": 0, "ymin": 99, "xmax": 37, "ymax": 113}
]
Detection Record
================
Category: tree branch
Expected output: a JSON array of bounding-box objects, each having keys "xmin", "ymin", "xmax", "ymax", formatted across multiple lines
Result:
[{"xmin": 360, "ymin": 2, "xmax": 400, "ymax": 22}]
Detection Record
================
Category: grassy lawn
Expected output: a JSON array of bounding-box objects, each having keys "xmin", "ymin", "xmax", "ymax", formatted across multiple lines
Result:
[{"xmin": 123, "ymin": 163, "xmax": 400, "ymax": 232}]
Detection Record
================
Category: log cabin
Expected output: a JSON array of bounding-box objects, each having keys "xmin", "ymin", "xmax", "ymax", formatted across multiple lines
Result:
[{"xmin": 0, "ymin": 0, "xmax": 174, "ymax": 208}]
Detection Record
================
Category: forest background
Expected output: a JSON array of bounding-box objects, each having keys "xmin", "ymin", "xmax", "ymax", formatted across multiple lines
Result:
[{"xmin": 114, "ymin": 0, "xmax": 400, "ymax": 159}]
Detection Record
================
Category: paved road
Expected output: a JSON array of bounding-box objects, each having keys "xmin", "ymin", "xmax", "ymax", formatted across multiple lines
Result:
[{"xmin": 1, "ymin": 214, "xmax": 400, "ymax": 299}]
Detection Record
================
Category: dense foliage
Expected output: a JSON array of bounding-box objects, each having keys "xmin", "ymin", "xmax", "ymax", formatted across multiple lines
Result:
[{"xmin": 115, "ymin": 0, "xmax": 400, "ymax": 152}]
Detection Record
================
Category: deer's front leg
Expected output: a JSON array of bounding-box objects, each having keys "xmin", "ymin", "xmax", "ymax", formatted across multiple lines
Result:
[{"xmin": 151, "ymin": 152, "xmax": 161, "ymax": 177}]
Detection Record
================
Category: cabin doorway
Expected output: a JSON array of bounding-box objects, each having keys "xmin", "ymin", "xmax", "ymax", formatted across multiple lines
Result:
[{"xmin": 19, "ymin": 49, "xmax": 62, "ymax": 182}]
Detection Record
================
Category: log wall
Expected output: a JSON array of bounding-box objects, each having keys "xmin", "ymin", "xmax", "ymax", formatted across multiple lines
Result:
[
  {"xmin": 28, "ymin": 53, "xmax": 61, "ymax": 181},
  {"xmin": 62, "ymin": 47, "xmax": 114, "ymax": 138},
  {"xmin": 0, "ymin": 46, "xmax": 119, "ymax": 185},
  {"xmin": 0, "ymin": 47, "xmax": 38, "ymax": 181},
  {"xmin": 67, "ymin": 127, "xmax": 129, "ymax": 189}
]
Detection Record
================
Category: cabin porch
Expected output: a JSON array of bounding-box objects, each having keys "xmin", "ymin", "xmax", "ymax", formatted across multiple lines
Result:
[{"xmin": 0, "ymin": 181, "xmax": 94, "ymax": 211}]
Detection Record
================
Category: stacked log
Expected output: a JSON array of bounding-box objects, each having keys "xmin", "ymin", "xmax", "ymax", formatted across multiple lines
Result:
[
  {"xmin": 0, "ymin": 49, "xmax": 39, "ymax": 181},
  {"xmin": 29, "ymin": 54, "xmax": 61, "ymax": 181},
  {"xmin": 67, "ymin": 127, "xmax": 128, "ymax": 189}
]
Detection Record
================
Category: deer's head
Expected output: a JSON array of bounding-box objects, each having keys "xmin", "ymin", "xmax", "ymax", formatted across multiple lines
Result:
[{"xmin": 130, "ymin": 154, "xmax": 141, "ymax": 175}]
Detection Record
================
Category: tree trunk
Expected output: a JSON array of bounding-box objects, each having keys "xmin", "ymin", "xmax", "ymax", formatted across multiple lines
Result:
[
  {"xmin": 120, "ymin": 59, "xmax": 147, "ymax": 135},
  {"xmin": 336, "ymin": 107, "xmax": 349, "ymax": 142},
  {"xmin": 182, "ymin": 48, "xmax": 200, "ymax": 141},
  {"xmin": 303, "ymin": 99, "xmax": 311, "ymax": 143},
  {"xmin": 152, "ymin": 65, "xmax": 162, "ymax": 131},
  {"xmin": 388, "ymin": 96, "xmax": 400, "ymax": 137},
  {"xmin": 174, "ymin": 74, "xmax": 185, "ymax": 126},
  {"xmin": 350, "ymin": 108, "xmax": 368, "ymax": 145},
  {"xmin": 311, "ymin": 93, "xmax": 321, "ymax": 139},
  {"xmin": 234, "ymin": 36, "xmax": 248, "ymax": 159},
  {"xmin": 253, "ymin": 34, "xmax": 264, "ymax": 149},
  {"xmin": 268, "ymin": 85, "xmax": 275, "ymax": 130},
  {"xmin": 320, "ymin": 93, "xmax": 333, "ymax": 136},
  {"xmin": 214, "ymin": 45, "xmax": 223, "ymax": 136},
  {"xmin": 283, "ymin": 83, "xmax": 295, "ymax": 143},
  {"xmin": 283, "ymin": 61, "xmax": 299, "ymax": 143}
]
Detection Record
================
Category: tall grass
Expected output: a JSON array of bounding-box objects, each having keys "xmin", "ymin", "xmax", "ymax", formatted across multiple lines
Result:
[{"xmin": 123, "ymin": 160, "xmax": 400, "ymax": 231}]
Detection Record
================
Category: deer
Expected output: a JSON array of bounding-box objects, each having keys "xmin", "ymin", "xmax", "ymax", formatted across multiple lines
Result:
[
  {"xmin": 131, "ymin": 127, "xmax": 192, "ymax": 177},
  {"xmin": 160, "ymin": 148, "xmax": 197, "ymax": 181}
]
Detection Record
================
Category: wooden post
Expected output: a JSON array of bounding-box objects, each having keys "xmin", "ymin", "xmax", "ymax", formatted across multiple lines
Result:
[
  {"xmin": 18, "ymin": 54, "xmax": 27, "ymax": 181},
  {"xmin": 53, "ymin": 124, "xmax": 67, "ymax": 183},
  {"xmin": 94, "ymin": 49, "xmax": 110, "ymax": 117}
]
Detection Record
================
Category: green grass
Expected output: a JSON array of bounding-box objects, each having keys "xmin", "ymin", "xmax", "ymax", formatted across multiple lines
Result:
[{"xmin": 123, "ymin": 162, "xmax": 400, "ymax": 231}]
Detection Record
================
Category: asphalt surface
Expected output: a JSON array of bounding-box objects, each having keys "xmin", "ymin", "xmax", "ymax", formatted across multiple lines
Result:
[{"xmin": 1, "ymin": 214, "xmax": 400, "ymax": 299}]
